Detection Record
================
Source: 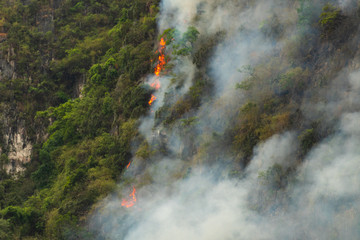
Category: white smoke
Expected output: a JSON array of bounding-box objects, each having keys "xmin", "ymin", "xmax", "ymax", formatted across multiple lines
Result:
[
  {"xmin": 338, "ymin": 0, "xmax": 358, "ymax": 10},
  {"xmin": 89, "ymin": 0, "xmax": 360, "ymax": 239},
  {"xmin": 91, "ymin": 111, "xmax": 360, "ymax": 239},
  {"xmin": 302, "ymin": 70, "xmax": 360, "ymax": 128},
  {"xmin": 247, "ymin": 132, "xmax": 297, "ymax": 174}
]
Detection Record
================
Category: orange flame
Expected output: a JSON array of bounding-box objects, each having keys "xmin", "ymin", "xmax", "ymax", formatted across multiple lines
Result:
[
  {"xmin": 149, "ymin": 38, "xmax": 167, "ymax": 106},
  {"xmin": 154, "ymin": 38, "xmax": 166, "ymax": 77},
  {"xmin": 160, "ymin": 37, "xmax": 166, "ymax": 46},
  {"xmin": 148, "ymin": 94, "xmax": 157, "ymax": 106},
  {"xmin": 150, "ymin": 78, "xmax": 161, "ymax": 90},
  {"xmin": 121, "ymin": 186, "xmax": 137, "ymax": 208}
]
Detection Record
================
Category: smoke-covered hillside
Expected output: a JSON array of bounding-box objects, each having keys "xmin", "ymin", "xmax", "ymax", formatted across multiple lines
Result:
[{"xmin": 1, "ymin": 0, "xmax": 360, "ymax": 239}]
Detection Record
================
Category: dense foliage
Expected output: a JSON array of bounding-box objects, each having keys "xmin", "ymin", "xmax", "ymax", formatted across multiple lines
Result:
[{"xmin": 0, "ymin": 0, "xmax": 159, "ymax": 238}]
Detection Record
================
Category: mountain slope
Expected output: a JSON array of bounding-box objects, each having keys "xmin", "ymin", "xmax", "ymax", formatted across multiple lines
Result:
[{"xmin": 1, "ymin": 0, "xmax": 360, "ymax": 239}]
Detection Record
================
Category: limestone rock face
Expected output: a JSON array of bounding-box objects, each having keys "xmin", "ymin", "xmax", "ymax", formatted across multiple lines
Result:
[
  {"xmin": 0, "ymin": 3, "xmax": 56, "ymax": 175},
  {"xmin": 4, "ymin": 128, "xmax": 32, "ymax": 174},
  {"xmin": 0, "ymin": 48, "xmax": 33, "ymax": 174},
  {"xmin": 0, "ymin": 47, "xmax": 16, "ymax": 81}
]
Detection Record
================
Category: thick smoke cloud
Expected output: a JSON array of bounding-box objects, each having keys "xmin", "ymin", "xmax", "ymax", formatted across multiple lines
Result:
[
  {"xmin": 91, "ymin": 111, "xmax": 360, "ymax": 239},
  {"xmin": 302, "ymin": 70, "xmax": 360, "ymax": 128},
  {"xmin": 89, "ymin": 0, "xmax": 360, "ymax": 239},
  {"xmin": 91, "ymin": 113, "xmax": 360, "ymax": 240}
]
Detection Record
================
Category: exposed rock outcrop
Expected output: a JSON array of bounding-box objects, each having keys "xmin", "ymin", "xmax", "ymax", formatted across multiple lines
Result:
[
  {"xmin": 0, "ymin": 49, "xmax": 16, "ymax": 81},
  {"xmin": 4, "ymin": 129, "xmax": 32, "ymax": 174},
  {"xmin": 0, "ymin": 104, "xmax": 33, "ymax": 174},
  {"xmin": 0, "ymin": 3, "xmax": 56, "ymax": 175}
]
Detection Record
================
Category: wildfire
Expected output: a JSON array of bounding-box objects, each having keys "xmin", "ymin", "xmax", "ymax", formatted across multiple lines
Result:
[
  {"xmin": 121, "ymin": 186, "xmax": 137, "ymax": 208},
  {"xmin": 121, "ymin": 39, "xmax": 167, "ymax": 209},
  {"xmin": 148, "ymin": 94, "xmax": 157, "ymax": 106},
  {"xmin": 154, "ymin": 38, "xmax": 166, "ymax": 77},
  {"xmin": 148, "ymin": 38, "xmax": 167, "ymax": 106},
  {"xmin": 150, "ymin": 78, "xmax": 161, "ymax": 90},
  {"xmin": 159, "ymin": 37, "xmax": 166, "ymax": 46}
]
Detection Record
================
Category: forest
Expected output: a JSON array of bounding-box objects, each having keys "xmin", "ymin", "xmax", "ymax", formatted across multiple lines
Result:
[{"xmin": 0, "ymin": 0, "xmax": 360, "ymax": 239}]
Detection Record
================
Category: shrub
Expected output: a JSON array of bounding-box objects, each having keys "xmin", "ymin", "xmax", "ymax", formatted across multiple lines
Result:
[
  {"xmin": 319, "ymin": 3, "xmax": 344, "ymax": 39},
  {"xmin": 0, "ymin": 219, "xmax": 11, "ymax": 240},
  {"xmin": 298, "ymin": 128, "xmax": 317, "ymax": 153}
]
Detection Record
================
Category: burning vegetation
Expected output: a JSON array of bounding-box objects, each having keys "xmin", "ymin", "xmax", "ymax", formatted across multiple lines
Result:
[
  {"xmin": 148, "ymin": 38, "xmax": 167, "ymax": 106},
  {"xmin": 121, "ymin": 38, "xmax": 167, "ymax": 208},
  {"xmin": 121, "ymin": 187, "xmax": 137, "ymax": 208}
]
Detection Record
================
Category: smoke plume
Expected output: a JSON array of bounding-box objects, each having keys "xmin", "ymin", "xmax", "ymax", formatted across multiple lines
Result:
[{"xmin": 89, "ymin": 0, "xmax": 360, "ymax": 239}]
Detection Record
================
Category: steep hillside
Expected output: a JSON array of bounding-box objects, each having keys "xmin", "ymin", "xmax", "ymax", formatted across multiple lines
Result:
[
  {"xmin": 0, "ymin": 0, "xmax": 159, "ymax": 238},
  {"xmin": 1, "ymin": 0, "xmax": 360, "ymax": 239}
]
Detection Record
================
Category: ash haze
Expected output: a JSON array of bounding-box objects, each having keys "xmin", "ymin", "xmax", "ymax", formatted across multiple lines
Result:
[{"xmin": 89, "ymin": 0, "xmax": 360, "ymax": 239}]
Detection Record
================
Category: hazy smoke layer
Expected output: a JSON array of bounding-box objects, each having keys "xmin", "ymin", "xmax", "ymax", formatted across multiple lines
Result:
[
  {"xmin": 89, "ymin": 0, "xmax": 360, "ymax": 239},
  {"xmin": 91, "ymin": 113, "xmax": 360, "ymax": 239}
]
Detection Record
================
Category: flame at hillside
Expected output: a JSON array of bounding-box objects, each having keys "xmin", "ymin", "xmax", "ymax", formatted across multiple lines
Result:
[
  {"xmin": 156, "ymin": 37, "xmax": 166, "ymax": 72},
  {"xmin": 150, "ymin": 78, "xmax": 161, "ymax": 90},
  {"xmin": 120, "ymin": 38, "xmax": 166, "ymax": 209},
  {"xmin": 148, "ymin": 94, "xmax": 157, "ymax": 106},
  {"xmin": 121, "ymin": 187, "xmax": 137, "ymax": 208},
  {"xmin": 148, "ymin": 38, "xmax": 167, "ymax": 106}
]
